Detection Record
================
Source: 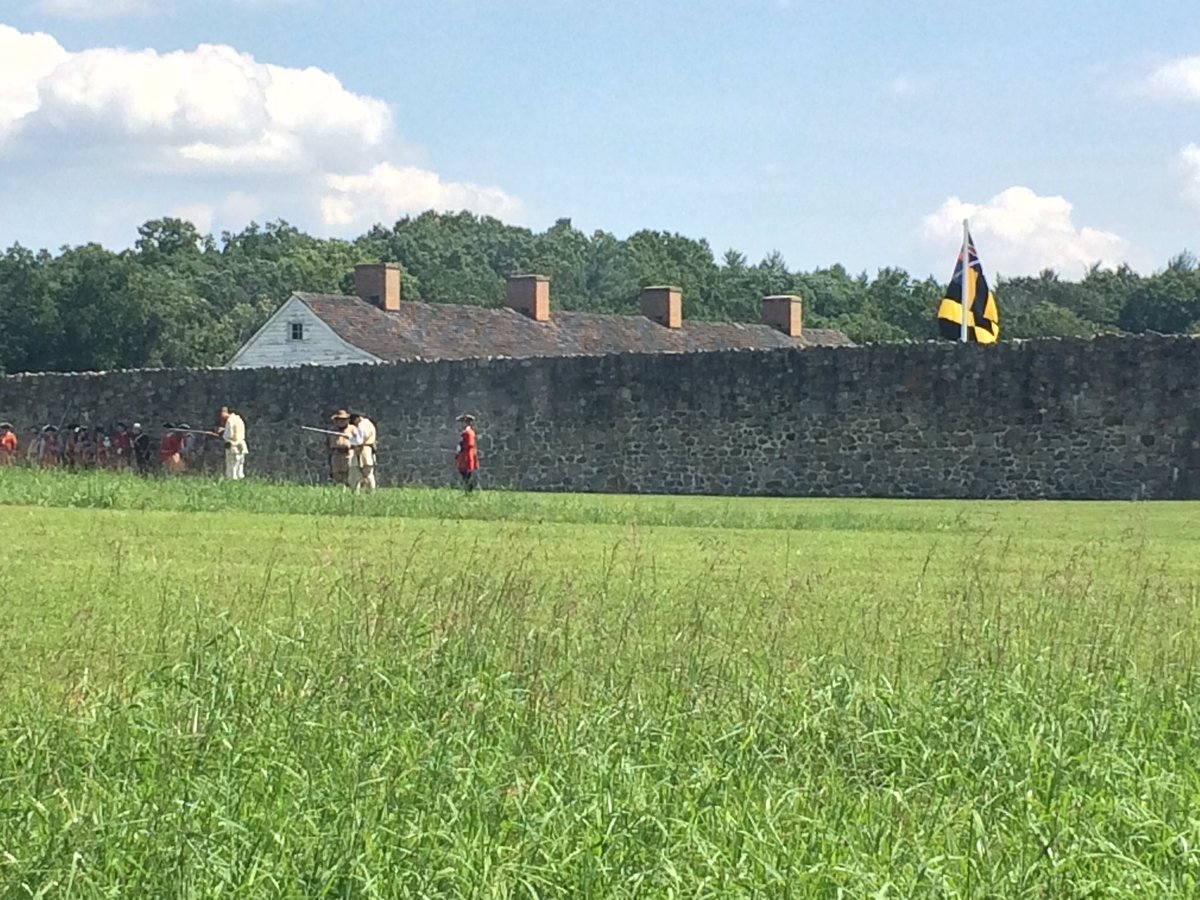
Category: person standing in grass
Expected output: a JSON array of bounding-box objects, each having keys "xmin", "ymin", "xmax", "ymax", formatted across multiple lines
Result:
[
  {"xmin": 131, "ymin": 423, "xmax": 152, "ymax": 475},
  {"xmin": 112, "ymin": 422, "xmax": 132, "ymax": 471},
  {"xmin": 93, "ymin": 426, "xmax": 110, "ymax": 469},
  {"xmin": 38, "ymin": 425, "xmax": 59, "ymax": 469},
  {"xmin": 348, "ymin": 411, "xmax": 377, "ymax": 492},
  {"xmin": 215, "ymin": 406, "xmax": 248, "ymax": 480},
  {"xmin": 327, "ymin": 410, "xmax": 354, "ymax": 487},
  {"xmin": 0, "ymin": 422, "xmax": 17, "ymax": 465},
  {"xmin": 176, "ymin": 424, "xmax": 196, "ymax": 473},
  {"xmin": 456, "ymin": 414, "xmax": 479, "ymax": 492},
  {"xmin": 159, "ymin": 424, "xmax": 184, "ymax": 475}
]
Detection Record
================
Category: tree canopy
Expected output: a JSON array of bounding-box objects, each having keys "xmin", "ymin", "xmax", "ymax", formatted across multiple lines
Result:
[{"xmin": 0, "ymin": 211, "xmax": 1194, "ymax": 374}]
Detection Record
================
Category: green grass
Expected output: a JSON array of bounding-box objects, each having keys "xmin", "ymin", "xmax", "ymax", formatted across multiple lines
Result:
[{"xmin": 2, "ymin": 469, "xmax": 1200, "ymax": 896}]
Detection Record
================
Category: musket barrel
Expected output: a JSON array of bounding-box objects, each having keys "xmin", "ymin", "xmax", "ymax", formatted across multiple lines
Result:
[{"xmin": 300, "ymin": 426, "xmax": 346, "ymax": 437}]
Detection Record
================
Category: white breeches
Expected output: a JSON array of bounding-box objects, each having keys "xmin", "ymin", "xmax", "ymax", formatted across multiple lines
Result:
[
  {"xmin": 225, "ymin": 449, "xmax": 247, "ymax": 480},
  {"xmin": 350, "ymin": 463, "xmax": 376, "ymax": 492}
]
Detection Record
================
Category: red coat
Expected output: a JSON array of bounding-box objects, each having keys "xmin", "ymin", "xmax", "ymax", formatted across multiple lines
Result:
[
  {"xmin": 456, "ymin": 426, "xmax": 478, "ymax": 473},
  {"xmin": 159, "ymin": 432, "xmax": 183, "ymax": 462}
]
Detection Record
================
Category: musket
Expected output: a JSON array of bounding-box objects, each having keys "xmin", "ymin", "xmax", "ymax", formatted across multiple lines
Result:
[
  {"xmin": 301, "ymin": 426, "xmax": 347, "ymax": 438},
  {"xmin": 171, "ymin": 427, "xmax": 220, "ymax": 437}
]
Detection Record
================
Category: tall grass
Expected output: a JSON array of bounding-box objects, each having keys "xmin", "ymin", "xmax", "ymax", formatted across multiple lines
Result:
[
  {"xmin": 0, "ymin": 467, "xmax": 981, "ymax": 533},
  {"xmin": 1, "ymin": 480, "xmax": 1199, "ymax": 894}
]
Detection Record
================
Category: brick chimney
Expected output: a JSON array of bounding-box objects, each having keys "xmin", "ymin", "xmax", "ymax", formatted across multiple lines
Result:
[
  {"xmin": 640, "ymin": 285, "xmax": 682, "ymax": 328},
  {"xmin": 354, "ymin": 263, "xmax": 401, "ymax": 312},
  {"xmin": 762, "ymin": 294, "xmax": 803, "ymax": 337},
  {"xmin": 506, "ymin": 274, "xmax": 550, "ymax": 321}
]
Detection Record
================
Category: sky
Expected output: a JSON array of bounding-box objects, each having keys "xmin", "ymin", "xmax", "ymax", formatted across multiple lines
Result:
[{"xmin": 0, "ymin": 0, "xmax": 1198, "ymax": 280}]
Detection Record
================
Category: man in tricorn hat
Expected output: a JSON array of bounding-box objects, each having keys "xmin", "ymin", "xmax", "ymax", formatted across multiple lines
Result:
[
  {"xmin": 327, "ymin": 409, "xmax": 354, "ymax": 487},
  {"xmin": 455, "ymin": 414, "xmax": 479, "ymax": 492},
  {"xmin": 0, "ymin": 422, "xmax": 17, "ymax": 466}
]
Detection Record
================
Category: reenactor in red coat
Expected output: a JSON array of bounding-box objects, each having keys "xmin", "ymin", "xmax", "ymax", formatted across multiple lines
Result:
[{"xmin": 455, "ymin": 414, "xmax": 479, "ymax": 492}]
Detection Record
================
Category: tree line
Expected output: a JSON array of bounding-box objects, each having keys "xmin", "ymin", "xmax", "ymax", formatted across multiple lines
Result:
[{"xmin": 0, "ymin": 211, "xmax": 1196, "ymax": 374}]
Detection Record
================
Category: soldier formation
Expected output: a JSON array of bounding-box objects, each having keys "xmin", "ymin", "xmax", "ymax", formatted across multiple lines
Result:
[
  {"xmin": 0, "ymin": 410, "xmax": 242, "ymax": 477},
  {"xmin": 0, "ymin": 406, "xmax": 481, "ymax": 491}
]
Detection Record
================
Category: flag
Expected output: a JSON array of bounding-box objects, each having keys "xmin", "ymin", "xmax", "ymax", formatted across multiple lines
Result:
[{"xmin": 937, "ymin": 230, "xmax": 1000, "ymax": 343}]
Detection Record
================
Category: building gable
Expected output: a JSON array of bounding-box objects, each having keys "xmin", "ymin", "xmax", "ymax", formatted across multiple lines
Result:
[{"xmin": 227, "ymin": 295, "xmax": 381, "ymax": 369}]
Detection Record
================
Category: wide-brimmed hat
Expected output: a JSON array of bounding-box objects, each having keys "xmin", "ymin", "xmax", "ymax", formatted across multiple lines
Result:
[
  {"xmin": 331, "ymin": 409, "xmax": 350, "ymax": 420},
  {"xmin": 43, "ymin": 425, "xmax": 58, "ymax": 433}
]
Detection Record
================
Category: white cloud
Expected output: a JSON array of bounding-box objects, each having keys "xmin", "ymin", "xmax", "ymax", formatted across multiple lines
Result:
[
  {"xmin": 1139, "ymin": 56, "xmax": 1200, "ymax": 103},
  {"xmin": 8, "ymin": 36, "xmax": 390, "ymax": 173},
  {"xmin": 0, "ymin": 24, "xmax": 521, "ymax": 236},
  {"xmin": 0, "ymin": 25, "xmax": 68, "ymax": 138},
  {"xmin": 321, "ymin": 163, "xmax": 524, "ymax": 229},
  {"xmin": 920, "ymin": 186, "xmax": 1131, "ymax": 277},
  {"xmin": 1137, "ymin": 58, "xmax": 1200, "ymax": 214}
]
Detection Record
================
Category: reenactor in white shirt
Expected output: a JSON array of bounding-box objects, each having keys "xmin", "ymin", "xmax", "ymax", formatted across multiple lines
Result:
[
  {"xmin": 215, "ymin": 407, "xmax": 248, "ymax": 480},
  {"xmin": 347, "ymin": 411, "xmax": 377, "ymax": 492}
]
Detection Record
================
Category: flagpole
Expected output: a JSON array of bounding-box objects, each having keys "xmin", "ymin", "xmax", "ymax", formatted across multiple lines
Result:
[{"xmin": 960, "ymin": 218, "xmax": 970, "ymax": 343}]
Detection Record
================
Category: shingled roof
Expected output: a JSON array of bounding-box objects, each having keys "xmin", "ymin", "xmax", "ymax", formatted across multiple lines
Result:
[{"xmin": 294, "ymin": 293, "xmax": 852, "ymax": 361}]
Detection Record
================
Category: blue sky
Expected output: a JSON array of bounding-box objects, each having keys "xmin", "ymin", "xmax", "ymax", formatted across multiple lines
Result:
[{"xmin": 1, "ymin": 0, "xmax": 1199, "ymax": 279}]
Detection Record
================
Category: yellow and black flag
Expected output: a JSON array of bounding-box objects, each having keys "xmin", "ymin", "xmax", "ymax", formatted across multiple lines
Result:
[{"xmin": 937, "ymin": 228, "xmax": 1000, "ymax": 343}]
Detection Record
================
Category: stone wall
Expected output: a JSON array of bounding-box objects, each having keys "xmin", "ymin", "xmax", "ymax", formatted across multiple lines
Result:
[{"xmin": 2, "ymin": 335, "xmax": 1199, "ymax": 499}]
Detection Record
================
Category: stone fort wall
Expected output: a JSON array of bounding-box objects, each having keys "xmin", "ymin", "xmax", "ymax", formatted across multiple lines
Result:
[{"xmin": 1, "ymin": 335, "xmax": 1198, "ymax": 499}]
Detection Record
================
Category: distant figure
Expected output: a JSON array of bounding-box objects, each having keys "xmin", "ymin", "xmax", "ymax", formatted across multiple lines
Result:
[
  {"xmin": 24, "ymin": 427, "xmax": 39, "ymax": 465},
  {"xmin": 328, "ymin": 409, "xmax": 354, "ymax": 487},
  {"xmin": 93, "ymin": 426, "xmax": 110, "ymax": 469},
  {"xmin": 159, "ymin": 423, "xmax": 184, "ymax": 474},
  {"xmin": 38, "ymin": 426, "xmax": 59, "ymax": 468},
  {"xmin": 77, "ymin": 426, "xmax": 96, "ymax": 469},
  {"xmin": 348, "ymin": 411, "xmax": 377, "ymax": 492},
  {"xmin": 0, "ymin": 422, "xmax": 17, "ymax": 465},
  {"xmin": 217, "ymin": 406, "xmax": 248, "ymax": 480},
  {"xmin": 456, "ymin": 414, "xmax": 479, "ymax": 492},
  {"xmin": 131, "ymin": 423, "xmax": 152, "ymax": 474},
  {"xmin": 112, "ymin": 422, "xmax": 133, "ymax": 471},
  {"xmin": 62, "ymin": 425, "xmax": 81, "ymax": 469},
  {"xmin": 177, "ymin": 424, "xmax": 197, "ymax": 472}
]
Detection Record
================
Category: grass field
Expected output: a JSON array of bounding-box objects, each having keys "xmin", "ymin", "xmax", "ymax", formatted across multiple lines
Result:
[{"xmin": 2, "ymin": 469, "xmax": 1200, "ymax": 896}]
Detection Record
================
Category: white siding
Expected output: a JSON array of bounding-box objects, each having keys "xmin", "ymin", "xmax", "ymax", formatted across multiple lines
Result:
[{"xmin": 227, "ymin": 296, "xmax": 380, "ymax": 368}]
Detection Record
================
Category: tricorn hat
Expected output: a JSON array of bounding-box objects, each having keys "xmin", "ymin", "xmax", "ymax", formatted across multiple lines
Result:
[
  {"xmin": 457, "ymin": 413, "xmax": 475, "ymax": 423},
  {"xmin": 0, "ymin": 421, "xmax": 11, "ymax": 430},
  {"xmin": 331, "ymin": 409, "xmax": 350, "ymax": 420}
]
